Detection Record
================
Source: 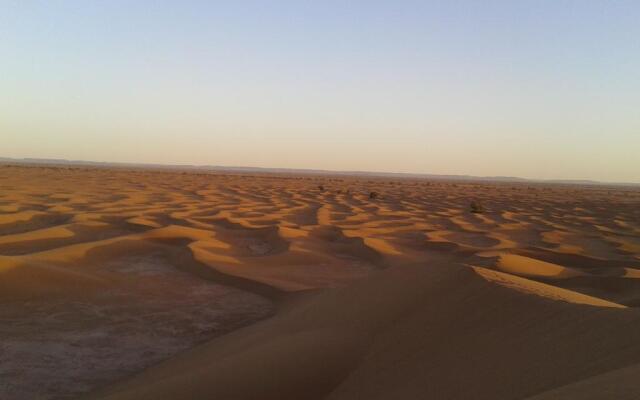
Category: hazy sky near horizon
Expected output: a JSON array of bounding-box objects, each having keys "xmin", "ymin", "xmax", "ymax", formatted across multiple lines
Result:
[{"xmin": 2, "ymin": 1, "xmax": 639, "ymax": 182}]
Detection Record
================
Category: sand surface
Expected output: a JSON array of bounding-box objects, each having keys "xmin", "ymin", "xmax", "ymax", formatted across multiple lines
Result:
[
  {"xmin": 1, "ymin": 255, "xmax": 271, "ymax": 400},
  {"xmin": 1, "ymin": 165, "xmax": 639, "ymax": 399}
]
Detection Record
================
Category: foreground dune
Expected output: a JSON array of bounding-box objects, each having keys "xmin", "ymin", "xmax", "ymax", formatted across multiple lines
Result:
[
  {"xmin": 88, "ymin": 263, "xmax": 640, "ymax": 400},
  {"xmin": 1, "ymin": 165, "xmax": 639, "ymax": 399}
]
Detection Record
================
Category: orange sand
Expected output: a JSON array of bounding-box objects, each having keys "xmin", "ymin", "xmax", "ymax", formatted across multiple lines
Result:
[{"xmin": 1, "ymin": 164, "xmax": 639, "ymax": 399}]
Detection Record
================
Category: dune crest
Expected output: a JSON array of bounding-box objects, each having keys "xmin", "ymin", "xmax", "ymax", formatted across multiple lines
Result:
[{"xmin": 471, "ymin": 265, "xmax": 625, "ymax": 308}]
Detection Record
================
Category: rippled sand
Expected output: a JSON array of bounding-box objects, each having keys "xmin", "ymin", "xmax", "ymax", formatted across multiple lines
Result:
[{"xmin": 1, "ymin": 165, "xmax": 639, "ymax": 399}]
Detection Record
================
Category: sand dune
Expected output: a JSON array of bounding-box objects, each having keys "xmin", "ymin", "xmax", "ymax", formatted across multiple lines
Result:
[
  {"xmin": 0, "ymin": 165, "xmax": 639, "ymax": 399},
  {"xmin": 495, "ymin": 253, "xmax": 586, "ymax": 278},
  {"xmin": 471, "ymin": 265, "xmax": 625, "ymax": 308},
  {"xmin": 89, "ymin": 263, "xmax": 640, "ymax": 400},
  {"xmin": 524, "ymin": 363, "xmax": 640, "ymax": 399}
]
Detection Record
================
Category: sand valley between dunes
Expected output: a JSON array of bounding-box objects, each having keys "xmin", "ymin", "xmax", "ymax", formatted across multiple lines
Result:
[{"xmin": 1, "ymin": 165, "xmax": 640, "ymax": 399}]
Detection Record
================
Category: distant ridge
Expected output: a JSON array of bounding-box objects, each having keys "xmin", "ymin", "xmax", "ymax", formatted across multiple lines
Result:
[{"xmin": 0, "ymin": 156, "xmax": 637, "ymax": 187}]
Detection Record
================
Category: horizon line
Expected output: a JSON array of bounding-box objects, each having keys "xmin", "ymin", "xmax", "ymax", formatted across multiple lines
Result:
[{"xmin": 2, "ymin": 156, "xmax": 639, "ymax": 187}]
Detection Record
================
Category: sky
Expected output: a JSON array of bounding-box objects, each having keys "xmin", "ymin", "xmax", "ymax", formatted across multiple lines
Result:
[{"xmin": 2, "ymin": 1, "xmax": 639, "ymax": 182}]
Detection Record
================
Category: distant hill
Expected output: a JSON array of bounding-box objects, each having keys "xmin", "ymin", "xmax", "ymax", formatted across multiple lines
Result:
[{"xmin": 0, "ymin": 157, "xmax": 637, "ymax": 187}]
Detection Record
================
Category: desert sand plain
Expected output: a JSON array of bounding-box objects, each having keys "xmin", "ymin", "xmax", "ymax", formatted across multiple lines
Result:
[{"xmin": 1, "ymin": 164, "xmax": 640, "ymax": 400}]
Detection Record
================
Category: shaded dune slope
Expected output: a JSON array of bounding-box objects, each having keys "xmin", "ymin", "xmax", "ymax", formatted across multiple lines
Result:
[{"xmin": 88, "ymin": 262, "xmax": 640, "ymax": 400}]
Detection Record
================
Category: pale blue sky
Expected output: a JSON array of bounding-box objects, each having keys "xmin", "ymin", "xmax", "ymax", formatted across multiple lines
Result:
[{"xmin": 2, "ymin": 1, "xmax": 639, "ymax": 182}]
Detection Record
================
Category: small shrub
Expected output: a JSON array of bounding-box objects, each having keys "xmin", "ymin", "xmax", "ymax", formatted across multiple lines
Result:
[
  {"xmin": 369, "ymin": 191, "xmax": 379, "ymax": 199},
  {"xmin": 470, "ymin": 200, "xmax": 484, "ymax": 213},
  {"xmin": 318, "ymin": 185, "xmax": 325, "ymax": 192}
]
